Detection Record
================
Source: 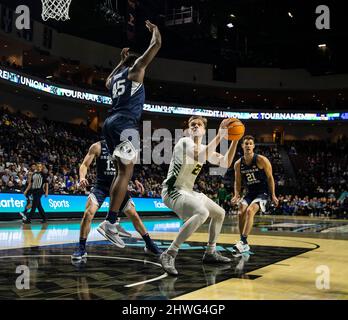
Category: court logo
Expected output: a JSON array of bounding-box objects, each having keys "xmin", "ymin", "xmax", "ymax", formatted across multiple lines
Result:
[
  {"xmin": 15, "ymin": 265, "xmax": 30, "ymax": 290},
  {"xmin": 315, "ymin": 265, "xmax": 330, "ymax": 290},
  {"xmin": 315, "ymin": 5, "xmax": 330, "ymax": 30}
]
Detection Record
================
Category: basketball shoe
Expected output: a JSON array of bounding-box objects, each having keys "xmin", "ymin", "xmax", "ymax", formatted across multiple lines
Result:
[{"xmin": 97, "ymin": 220, "xmax": 125, "ymax": 248}]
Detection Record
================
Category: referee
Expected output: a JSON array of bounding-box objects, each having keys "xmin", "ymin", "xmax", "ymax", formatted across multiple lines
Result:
[{"xmin": 23, "ymin": 163, "xmax": 48, "ymax": 224}]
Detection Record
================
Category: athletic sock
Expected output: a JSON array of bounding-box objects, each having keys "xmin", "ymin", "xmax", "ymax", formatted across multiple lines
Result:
[
  {"xmin": 241, "ymin": 234, "xmax": 248, "ymax": 244},
  {"xmin": 167, "ymin": 243, "xmax": 179, "ymax": 257},
  {"xmin": 106, "ymin": 210, "xmax": 119, "ymax": 224},
  {"xmin": 142, "ymin": 233, "xmax": 162, "ymax": 254},
  {"xmin": 206, "ymin": 243, "xmax": 216, "ymax": 254},
  {"xmin": 79, "ymin": 238, "xmax": 87, "ymax": 250},
  {"xmin": 142, "ymin": 233, "xmax": 153, "ymax": 248}
]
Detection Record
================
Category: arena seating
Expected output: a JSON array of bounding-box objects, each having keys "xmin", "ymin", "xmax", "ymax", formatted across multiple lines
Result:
[{"xmin": 1, "ymin": 107, "xmax": 347, "ymax": 217}]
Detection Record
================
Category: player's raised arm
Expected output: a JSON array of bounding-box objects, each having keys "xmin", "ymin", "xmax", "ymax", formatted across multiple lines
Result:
[
  {"xmin": 79, "ymin": 142, "xmax": 101, "ymax": 189},
  {"xmin": 206, "ymin": 120, "xmax": 240, "ymax": 168},
  {"xmin": 207, "ymin": 141, "xmax": 239, "ymax": 168},
  {"xmin": 129, "ymin": 20, "xmax": 162, "ymax": 83}
]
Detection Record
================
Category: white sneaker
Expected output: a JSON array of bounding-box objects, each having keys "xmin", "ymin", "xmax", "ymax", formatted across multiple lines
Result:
[
  {"xmin": 235, "ymin": 253, "xmax": 250, "ymax": 273},
  {"xmin": 19, "ymin": 212, "xmax": 27, "ymax": 221},
  {"xmin": 234, "ymin": 240, "xmax": 250, "ymax": 253},
  {"xmin": 115, "ymin": 219, "xmax": 132, "ymax": 238},
  {"xmin": 160, "ymin": 252, "xmax": 178, "ymax": 276},
  {"xmin": 97, "ymin": 220, "xmax": 125, "ymax": 248}
]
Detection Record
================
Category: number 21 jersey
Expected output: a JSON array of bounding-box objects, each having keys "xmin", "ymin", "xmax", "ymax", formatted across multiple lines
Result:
[
  {"xmin": 240, "ymin": 154, "xmax": 268, "ymax": 195},
  {"xmin": 109, "ymin": 67, "xmax": 145, "ymax": 123}
]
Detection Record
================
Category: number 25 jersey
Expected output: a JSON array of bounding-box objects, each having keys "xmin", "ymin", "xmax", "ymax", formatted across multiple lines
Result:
[{"xmin": 109, "ymin": 67, "xmax": 145, "ymax": 122}]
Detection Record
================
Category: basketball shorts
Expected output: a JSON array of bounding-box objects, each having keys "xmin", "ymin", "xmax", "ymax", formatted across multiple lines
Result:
[
  {"xmin": 25, "ymin": 192, "xmax": 33, "ymax": 202},
  {"xmin": 88, "ymin": 185, "xmax": 135, "ymax": 213},
  {"xmin": 162, "ymin": 188, "xmax": 224, "ymax": 221},
  {"xmin": 102, "ymin": 114, "xmax": 139, "ymax": 163},
  {"xmin": 241, "ymin": 192, "xmax": 269, "ymax": 212}
]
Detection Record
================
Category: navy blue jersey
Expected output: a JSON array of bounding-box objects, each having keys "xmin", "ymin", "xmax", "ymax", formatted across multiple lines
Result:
[
  {"xmin": 109, "ymin": 67, "xmax": 145, "ymax": 122},
  {"xmin": 240, "ymin": 154, "xmax": 269, "ymax": 195},
  {"xmin": 95, "ymin": 141, "xmax": 116, "ymax": 188}
]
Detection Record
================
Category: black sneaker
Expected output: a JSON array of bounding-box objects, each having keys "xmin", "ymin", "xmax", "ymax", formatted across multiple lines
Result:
[
  {"xmin": 203, "ymin": 251, "xmax": 232, "ymax": 263},
  {"xmin": 144, "ymin": 241, "xmax": 163, "ymax": 256}
]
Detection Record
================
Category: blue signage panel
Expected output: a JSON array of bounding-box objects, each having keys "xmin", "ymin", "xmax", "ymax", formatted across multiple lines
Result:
[{"xmin": 0, "ymin": 193, "xmax": 171, "ymax": 214}]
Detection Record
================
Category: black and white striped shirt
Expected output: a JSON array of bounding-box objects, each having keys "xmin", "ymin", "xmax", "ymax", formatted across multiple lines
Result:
[{"xmin": 31, "ymin": 172, "xmax": 47, "ymax": 192}]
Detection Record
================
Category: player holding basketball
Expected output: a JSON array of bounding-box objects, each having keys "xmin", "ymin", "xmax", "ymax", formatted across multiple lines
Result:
[
  {"xmin": 232, "ymin": 135, "xmax": 279, "ymax": 253},
  {"xmin": 71, "ymin": 140, "xmax": 162, "ymax": 260},
  {"xmin": 98, "ymin": 20, "xmax": 161, "ymax": 244},
  {"xmin": 160, "ymin": 116, "xmax": 241, "ymax": 276}
]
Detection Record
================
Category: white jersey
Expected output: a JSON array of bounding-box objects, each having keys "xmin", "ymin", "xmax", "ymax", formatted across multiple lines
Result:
[{"xmin": 162, "ymin": 137, "xmax": 206, "ymax": 198}]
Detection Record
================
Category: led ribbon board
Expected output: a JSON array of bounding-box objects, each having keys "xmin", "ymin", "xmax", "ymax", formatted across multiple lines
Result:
[
  {"xmin": 0, "ymin": 193, "xmax": 171, "ymax": 214},
  {"xmin": 1, "ymin": 67, "xmax": 347, "ymax": 121}
]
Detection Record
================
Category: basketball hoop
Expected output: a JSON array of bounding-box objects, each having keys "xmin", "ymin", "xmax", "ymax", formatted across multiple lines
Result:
[{"xmin": 41, "ymin": 0, "xmax": 72, "ymax": 21}]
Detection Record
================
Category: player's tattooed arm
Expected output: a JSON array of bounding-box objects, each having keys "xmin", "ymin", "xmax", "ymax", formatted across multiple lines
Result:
[{"xmin": 79, "ymin": 142, "xmax": 101, "ymax": 189}]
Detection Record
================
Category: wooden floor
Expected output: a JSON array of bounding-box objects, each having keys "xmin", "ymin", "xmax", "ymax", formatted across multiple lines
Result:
[
  {"xmin": 0, "ymin": 217, "xmax": 347, "ymax": 300},
  {"xmin": 168, "ymin": 233, "xmax": 348, "ymax": 300}
]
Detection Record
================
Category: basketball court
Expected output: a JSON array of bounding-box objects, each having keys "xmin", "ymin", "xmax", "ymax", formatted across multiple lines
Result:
[{"xmin": 0, "ymin": 216, "xmax": 347, "ymax": 300}]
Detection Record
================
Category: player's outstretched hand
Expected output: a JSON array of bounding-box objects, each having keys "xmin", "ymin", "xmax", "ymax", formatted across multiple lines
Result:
[
  {"xmin": 272, "ymin": 194, "xmax": 279, "ymax": 207},
  {"xmin": 231, "ymin": 194, "xmax": 240, "ymax": 205},
  {"xmin": 145, "ymin": 20, "xmax": 158, "ymax": 32},
  {"xmin": 79, "ymin": 178, "xmax": 89, "ymax": 189},
  {"xmin": 220, "ymin": 118, "xmax": 231, "ymax": 129},
  {"xmin": 121, "ymin": 48, "xmax": 130, "ymax": 61},
  {"xmin": 135, "ymin": 179, "xmax": 145, "ymax": 194}
]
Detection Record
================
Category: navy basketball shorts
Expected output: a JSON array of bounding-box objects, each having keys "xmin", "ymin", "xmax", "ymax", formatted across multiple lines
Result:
[
  {"xmin": 241, "ymin": 192, "xmax": 269, "ymax": 213},
  {"xmin": 88, "ymin": 186, "xmax": 135, "ymax": 213},
  {"xmin": 102, "ymin": 114, "xmax": 139, "ymax": 163}
]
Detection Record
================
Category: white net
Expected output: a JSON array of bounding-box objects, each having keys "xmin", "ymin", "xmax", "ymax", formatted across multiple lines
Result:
[{"xmin": 41, "ymin": 0, "xmax": 72, "ymax": 21}]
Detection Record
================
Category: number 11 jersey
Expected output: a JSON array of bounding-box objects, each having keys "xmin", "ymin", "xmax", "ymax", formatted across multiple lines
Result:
[{"xmin": 95, "ymin": 140, "xmax": 116, "ymax": 189}]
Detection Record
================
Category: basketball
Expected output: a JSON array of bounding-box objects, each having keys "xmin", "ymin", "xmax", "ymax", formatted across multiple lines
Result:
[{"xmin": 224, "ymin": 118, "xmax": 245, "ymax": 140}]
